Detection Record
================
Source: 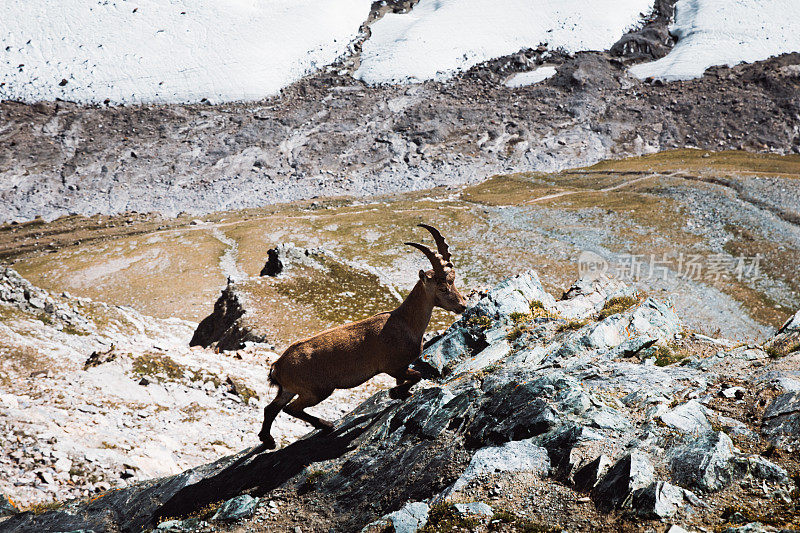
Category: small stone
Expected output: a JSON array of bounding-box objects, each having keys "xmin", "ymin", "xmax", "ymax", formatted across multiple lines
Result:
[
  {"xmin": 212, "ymin": 494, "xmax": 259, "ymax": 521},
  {"xmin": 37, "ymin": 470, "xmax": 55, "ymax": 484},
  {"xmin": 383, "ymin": 502, "xmax": 430, "ymax": 533},
  {"xmin": 721, "ymin": 387, "xmax": 745, "ymax": 400},
  {"xmin": 0, "ymin": 494, "xmax": 18, "ymax": 516},
  {"xmin": 54, "ymin": 457, "xmax": 72, "ymax": 473},
  {"xmin": 666, "ymin": 526, "xmax": 692, "ymax": 533},
  {"xmin": 452, "ymin": 502, "xmax": 493, "ymax": 517},
  {"xmin": 157, "ymin": 517, "xmax": 206, "ymax": 531},
  {"xmin": 723, "ymin": 523, "xmax": 769, "ymax": 533}
]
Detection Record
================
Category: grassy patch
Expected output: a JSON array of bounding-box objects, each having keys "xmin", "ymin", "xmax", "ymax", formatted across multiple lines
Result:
[
  {"xmin": 131, "ymin": 354, "xmax": 186, "ymax": 382},
  {"xmin": 507, "ymin": 301, "xmax": 558, "ymax": 340},
  {"xmin": 489, "ymin": 509, "xmax": 561, "ymax": 532},
  {"xmin": 35, "ymin": 312, "xmax": 54, "ymax": 326},
  {"xmin": 460, "ymin": 173, "xmax": 564, "ymax": 206},
  {"xmin": 467, "ymin": 315, "xmax": 493, "ymax": 330},
  {"xmin": 509, "ymin": 312, "xmax": 530, "ymax": 325},
  {"xmin": 420, "ymin": 503, "xmax": 480, "ymax": 533},
  {"xmin": 226, "ymin": 376, "xmax": 259, "ymax": 403},
  {"xmin": 584, "ymin": 148, "xmax": 800, "ymax": 177},
  {"xmin": 61, "ymin": 324, "xmax": 91, "ymax": 336},
  {"xmin": 556, "ymin": 319, "xmax": 588, "ymax": 333},
  {"xmin": 720, "ymin": 503, "xmax": 800, "ymax": 529},
  {"xmin": 597, "ymin": 296, "xmax": 639, "ymax": 320},
  {"xmin": 653, "ymin": 345, "xmax": 691, "ymax": 367},
  {"xmin": 0, "ymin": 341, "xmax": 58, "ymax": 376},
  {"xmin": 528, "ymin": 300, "xmax": 552, "ymax": 318},
  {"xmin": 273, "ymin": 258, "xmax": 399, "ymax": 326},
  {"xmin": 506, "ymin": 326, "xmax": 528, "ymax": 342},
  {"xmin": 20, "ymin": 500, "xmax": 64, "ymax": 515}
]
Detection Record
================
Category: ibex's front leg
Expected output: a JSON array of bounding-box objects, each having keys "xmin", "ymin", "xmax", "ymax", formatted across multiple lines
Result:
[{"xmin": 388, "ymin": 367, "xmax": 422, "ymax": 400}]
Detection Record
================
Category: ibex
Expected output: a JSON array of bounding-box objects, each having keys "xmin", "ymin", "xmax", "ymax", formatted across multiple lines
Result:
[{"xmin": 258, "ymin": 224, "xmax": 467, "ymax": 448}]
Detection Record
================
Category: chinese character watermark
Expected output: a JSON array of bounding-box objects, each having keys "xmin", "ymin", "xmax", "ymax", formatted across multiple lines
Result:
[{"xmin": 577, "ymin": 251, "xmax": 761, "ymax": 282}]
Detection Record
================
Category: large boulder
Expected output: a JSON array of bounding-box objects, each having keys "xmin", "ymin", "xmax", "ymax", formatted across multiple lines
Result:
[
  {"xmin": 189, "ymin": 281, "xmax": 259, "ymax": 350},
  {"xmin": 554, "ymin": 274, "xmax": 633, "ymax": 320},
  {"xmin": 362, "ymin": 502, "xmax": 430, "ymax": 533},
  {"xmin": 764, "ymin": 309, "xmax": 800, "ymax": 357},
  {"xmin": 416, "ymin": 270, "xmax": 553, "ymax": 376},
  {"xmin": 592, "ymin": 452, "xmax": 655, "ymax": 511},
  {"xmin": 669, "ymin": 432, "xmax": 736, "ymax": 492},
  {"xmin": 761, "ymin": 391, "xmax": 800, "ymax": 448}
]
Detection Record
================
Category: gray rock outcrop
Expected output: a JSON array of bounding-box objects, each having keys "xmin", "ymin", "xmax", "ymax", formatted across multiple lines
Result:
[{"xmin": 4, "ymin": 270, "xmax": 798, "ymax": 532}]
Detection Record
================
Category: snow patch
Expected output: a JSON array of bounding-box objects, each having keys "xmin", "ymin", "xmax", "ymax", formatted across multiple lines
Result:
[
  {"xmin": 355, "ymin": 0, "xmax": 653, "ymax": 84},
  {"xmin": 0, "ymin": 0, "xmax": 372, "ymax": 104},
  {"xmin": 630, "ymin": 0, "xmax": 800, "ymax": 81},
  {"xmin": 505, "ymin": 66, "xmax": 558, "ymax": 88}
]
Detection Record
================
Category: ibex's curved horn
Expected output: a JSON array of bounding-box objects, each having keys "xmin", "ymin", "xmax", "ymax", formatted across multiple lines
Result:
[
  {"xmin": 405, "ymin": 242, "xmax": 445, "ymax": 275},
  {"xmin": 417, "ymin": 224, "xmax": 451, "ymax": 262}
]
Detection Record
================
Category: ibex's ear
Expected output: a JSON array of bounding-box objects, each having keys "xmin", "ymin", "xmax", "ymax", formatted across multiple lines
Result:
[{"xmin": 419, "ymin": 269, "xmax": 428, "ymax": 281}]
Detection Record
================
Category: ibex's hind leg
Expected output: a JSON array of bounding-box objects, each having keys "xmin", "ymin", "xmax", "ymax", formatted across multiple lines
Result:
[
  {"xmin": 388, "ymin": 367, "xmax": 422, "ymax": 400},
  {"xmin": 258, "ymin": 386, "xmax": 295, "ymax": 448},
  {"xmin": 283, "ymin": 390, "xmax": 334, "ymax": 431}
]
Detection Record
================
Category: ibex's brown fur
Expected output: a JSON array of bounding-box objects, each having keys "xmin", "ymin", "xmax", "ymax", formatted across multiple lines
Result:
[{"xmin": 258, "ymin": 224, "xmax": 466, "ymax": 448}]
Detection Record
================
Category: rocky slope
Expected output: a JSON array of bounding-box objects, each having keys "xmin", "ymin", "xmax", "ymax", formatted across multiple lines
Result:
[
  {"xmin": 2, "ymin": 50, "xmax": 799, "ymax": 223},
  {"xmin": 0, "ymin": 267, "xmax": 391, "ymax": 509},
  {"xmin": 3, "ymin": 270, "xmax": 798, "ymax": 532}
]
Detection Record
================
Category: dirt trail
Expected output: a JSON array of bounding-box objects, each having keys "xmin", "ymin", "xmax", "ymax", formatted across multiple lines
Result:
[
  {"xmin": 523, "ymin": 173, "xmax": 663, "ymax": 204},
  {"xmin": 211, "ymin": 226, "xmax": 245, "ymax": 283}
]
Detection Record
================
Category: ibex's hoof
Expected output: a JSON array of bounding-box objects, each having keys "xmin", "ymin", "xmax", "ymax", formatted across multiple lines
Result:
[
  {"xmin": 258, "ymin": 432, "xmax": 276, "ymax": 449},
  {"xmin": 317, "ymin": 420, "xmax": 334, "ymax": 432}
]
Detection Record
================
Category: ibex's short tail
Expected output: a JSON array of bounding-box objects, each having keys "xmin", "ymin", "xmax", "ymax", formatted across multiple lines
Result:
[{"xmin": 267, "ymin": 363, "xmax": 279, "ymax": 391}]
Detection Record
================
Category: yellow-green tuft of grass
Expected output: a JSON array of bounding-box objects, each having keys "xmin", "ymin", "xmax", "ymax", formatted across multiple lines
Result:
[
  {"xmin": 298, "ymin": 468, "xmax": 327, "ymax": 494},
  {"xmin": 61, "ymin": 324, "xmax": 90, "ymax": 336},
  {"xmin": 506, "ymin": 325, "xmax": 528, "ymax": 342},
  {"xmin": 35, "ymin": 312, "xmax": 54, "ymax": 326},
  {"xmin": 131, "ymin": 354, "xmax": 186, "ymax": 382},
  {"xmin": 509, "ymin": 301, "xmax": 557, "ymax": 330},
  {"xmin": 653, "ymin": 345, "xmax": 690, "ymax": 367},
  {"xmin": 420, "ymin": 503, "xmax": 480, "ymax": 532},
  {"xmin": 556, "ymin": 319, "xmax": 589, "ymax": 333},
  {"xmin": 21, "ymin": 500, "xmax": 64, "ymax": 515},
  {"xmin": 597, "ymin": 295, "xmax": 639, "ymax": 320},
  {"xmin": 226, "ymin": 377, "xmax": 259, "ymax": 403},
  {"xmin": 509, "ymin": 312, "xmax": 530, "ymax": 325},
  {"xmin": 764, "ymin": 339, "xmax": 800, "ymax": 359},
  {"xmin": 489, "ymin": 509, "xmax": 561, "ymax": 532},
  {"xmin": 467, "ymin": 315, "xmax": 493, "ymax": 330}
]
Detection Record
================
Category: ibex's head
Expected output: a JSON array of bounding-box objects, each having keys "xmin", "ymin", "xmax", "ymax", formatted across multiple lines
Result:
[{"xmin": 406, "ymin": 224, "xmax": 467, "ymax": 314}]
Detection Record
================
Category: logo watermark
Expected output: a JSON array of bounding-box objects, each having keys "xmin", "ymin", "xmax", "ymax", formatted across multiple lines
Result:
[{"xmin": 577, "ymin": 251, "xmax": 762, "ymax": 282}]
